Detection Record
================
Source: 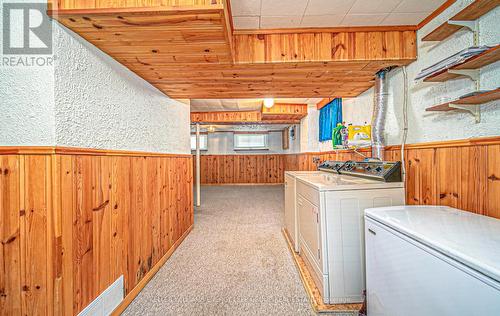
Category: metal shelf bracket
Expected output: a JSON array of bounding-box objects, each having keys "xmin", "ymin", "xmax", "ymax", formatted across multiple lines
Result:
[
  {"xmin": 448, "ymin": 103, "xmax": 481, "ymax": 123},
  {"xmin": 448, "ymin": 69, "xmax": 480, "ymax": 81},
  {"xmin": 448, "ymin": 20, "xmax": 479, "ymax": 44},
  {"xmin": 448, "ymin": 20, "xmax": 477, "ymax": 32}
]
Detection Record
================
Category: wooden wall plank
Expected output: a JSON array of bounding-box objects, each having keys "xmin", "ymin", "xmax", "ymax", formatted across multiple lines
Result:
[
  {"xmin": 436, "ymin": 147, "xmax": 460, "ymax": 208},
  {"xmin": 21, "ymin": 155, "xmax": 49, "ymax": 315},
  {"xmin": 159, "ymin": 159, "xmax": 171, "ymax": 254},
  {"xmin": 486, "ymin": 144, "xmax": 500, "ymax": 218},
  {"xmin": 110, "ymin": 156, "xmax": 130, "ymax": 292},
  {"xmin": 0, "ymin": 155, "xmax": 21, "ymax": 315},
  {"xmin": 74, "ymin": 155, "xmax": 94, "ymax": 312},
  {"xmin": 92, "ymin": 157, "xmax": 112, "ymax": 294},
  {"xmin": 458, "ymin": 146, "xmax": 487, "ymax": 213},
  {"xmin": 405, "ymin": 149, "xmax": 437, "ymax": 205},
  {"xmin": 59, "ymin": 155, "xmax": 75, "ymax": 315},
  {"xmin": 129, "ymin": 157, "xmax": 144, "ymax": 289},
  {"xmin": 148, "ymin": 158, "xmax": 162, "ymax": 267}
]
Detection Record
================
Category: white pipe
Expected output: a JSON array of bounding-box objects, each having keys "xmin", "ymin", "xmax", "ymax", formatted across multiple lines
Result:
[{"xmin": 195, "ymin": 123, "xmax": 201, "ymax": 207}]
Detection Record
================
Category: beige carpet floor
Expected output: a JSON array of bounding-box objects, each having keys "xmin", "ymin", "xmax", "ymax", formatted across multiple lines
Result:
[{"xmin": 123, "ymin": 185, "xmax": 315, "ymax": 316}]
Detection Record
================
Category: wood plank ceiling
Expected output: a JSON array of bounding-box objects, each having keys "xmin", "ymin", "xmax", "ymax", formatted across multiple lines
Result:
[{"xmin": 48, "ymin": 0, "xmax": 417, "ymax": 99}]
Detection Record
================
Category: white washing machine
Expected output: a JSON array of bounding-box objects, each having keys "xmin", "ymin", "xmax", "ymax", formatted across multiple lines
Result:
[
  {"xmin": 365, "ymin": 205, "xmax": 500, "ymax": 316},
  {"xmin": 284, "ymin": 171, "xmax": 324, "ymax": 252},
  {"xmin": 295, "ymin": 160, "xmax": 405, "ymax": 305}
]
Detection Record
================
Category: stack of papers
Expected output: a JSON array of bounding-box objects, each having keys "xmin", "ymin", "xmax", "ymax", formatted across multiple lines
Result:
[{"xmin": 415, "ymin": 46, "xmax": 490, "ymax": 80}]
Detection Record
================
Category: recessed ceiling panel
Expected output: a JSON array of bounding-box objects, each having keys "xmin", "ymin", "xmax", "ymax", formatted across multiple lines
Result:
[{"xmin": 231, "ymin": 0, "xmax": 448, "ymax": 29}]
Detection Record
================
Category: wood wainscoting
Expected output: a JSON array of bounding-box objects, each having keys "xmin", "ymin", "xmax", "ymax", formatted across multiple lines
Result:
[
  {"xmin": 385, "ymin": 137, "xmax": 500, "ymax": 219},
  {"xmin": 0, "ymin": 147, "xmax": 193, "ymax": 315},
  {"xmin": 196, "ymin": 137, "xmax": 499, "ymax": 219},
  {"xmin": 198, "ymin": 154, "xmax": 286, "ymax": 184}
]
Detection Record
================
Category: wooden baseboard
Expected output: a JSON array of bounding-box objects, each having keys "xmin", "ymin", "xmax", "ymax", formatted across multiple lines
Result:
[
  {"xmin": 282, "ymin": 228, "xmax": 362, "ymax": 314},
  {"xmin": 111, "ymin": 225, "xmax": 194, "ymax": 315}
]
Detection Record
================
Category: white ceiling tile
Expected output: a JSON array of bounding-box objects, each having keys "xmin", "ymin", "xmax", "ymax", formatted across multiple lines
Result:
[
  {"xmin": 261, "ymin": 0, "xmax": 309, "ymax": 16},
  {"xmin": 230, "ymin": 0, "xmax": 262, "ymax": 16},
  {"xmin": 349, "ymin": 0, "xmax": 402, "ymax": 14},
  {"xmin": 260, "ymin": 16, "xmax": 303, "ymax": 28},
  {"xmin": 305, "ymin": 0, "xmax": 356, "ymax": 15},
  {"xmin": 233, "ymin": 16, "xmax": 260, "ymax": 29},
  {"xmin": 301, "ymin": 15, "xmax": 345, "ymax": 27},
  {"xmin": 341, "ymin": 14, "xmax": 388, "ymax": 26},
  {"xmin": 393, "ymin": 0, "xmax": 446, "ymax": 13},
  {"xmin": 382, "ymin": 12, "xmax": 430, "ymax": 25}
]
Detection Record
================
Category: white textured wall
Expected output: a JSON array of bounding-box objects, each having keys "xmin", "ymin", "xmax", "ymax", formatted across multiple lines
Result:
[
  {"xmin": 340, "ymin": 0, "xmax": 500, "ymax": 146},
  {"xmin": 0, "ymin": 1, "xmax": 56, "ymax": 146},
  {"xmin": 54, "ymin": 25, "xmax": 190, "ymax": 154},
  {"xmin": 1, "ymin": 5, "xmax": 190, "ymax": 154},
  {"xmin": 202, "ymin": 129, "xmax": 300, "ymax": 155},
  {"xmin": 300, "ymin": 104, "xmax": 321, "ymax": 152}
]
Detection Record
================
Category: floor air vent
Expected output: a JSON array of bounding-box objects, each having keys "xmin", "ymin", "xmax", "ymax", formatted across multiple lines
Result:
[{"xmin": 78, "ymin": 276, "xmax": 124, "ymax": 316}]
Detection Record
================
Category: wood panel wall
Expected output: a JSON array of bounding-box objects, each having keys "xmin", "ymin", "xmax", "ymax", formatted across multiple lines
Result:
[
  {"xmin": 196, "ymin": 137, "xmax": 500, "ymax": 219},
  {"xmin": 234, "ymin": 31, "xmax": 416, "ymax": 63},
  {"xmin": 0, "ymin": 149, "xmax": 193, "ymax": 315},
  {"xmin": 385, "ymin": 139, "xmax": 500, "ymax": 219}
]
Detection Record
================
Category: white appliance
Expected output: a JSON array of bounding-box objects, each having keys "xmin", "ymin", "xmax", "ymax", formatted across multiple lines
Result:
[
  {"xmin": 284, "ymin": 171, "xmax": 324, "ymax": 252},
  {"xmin": 296, "ymin": 172, "xmax": 405, "ymax": 304},
  {"xmin": 365, "ymin": 206, "xmax": 500, "ymax": 316}
]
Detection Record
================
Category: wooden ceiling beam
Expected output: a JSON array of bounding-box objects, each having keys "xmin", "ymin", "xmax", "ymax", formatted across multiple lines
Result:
[
  {"xmin": 49, "ymin": 1, "xmax": 417, "ymax": 99},
  {"xmin": 316, "ymin": 98, "xmax": 334, "ymax": 110},
  {"xmin": 190, "ymin": 111, "xmax": 301, "ymax": 125}
]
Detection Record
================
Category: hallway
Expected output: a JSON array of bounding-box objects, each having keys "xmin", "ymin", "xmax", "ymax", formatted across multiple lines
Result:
[{"xmin": 124, "ymin": 185, "xmax": 313, "ymax": 315}]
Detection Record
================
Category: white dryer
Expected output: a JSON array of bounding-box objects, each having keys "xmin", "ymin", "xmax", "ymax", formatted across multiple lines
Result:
[
  {"xmin": 295, "ymin": 160, "xmax": 405, "ymax": 305},
  {"xmin": 284, "ymin": 171, "xmax": 324, "ymax": 252}
]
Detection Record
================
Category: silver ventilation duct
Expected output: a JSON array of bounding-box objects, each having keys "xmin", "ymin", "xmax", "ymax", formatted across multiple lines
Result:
[{"xmin": 371, "ymin": 69, "xmax": 389, "ymax": 160}]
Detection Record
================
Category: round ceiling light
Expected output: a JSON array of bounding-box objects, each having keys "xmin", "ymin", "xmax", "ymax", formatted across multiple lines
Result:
[{"xmin": 263, "ymin": 98, "xmax": 275, "ymax": 108}]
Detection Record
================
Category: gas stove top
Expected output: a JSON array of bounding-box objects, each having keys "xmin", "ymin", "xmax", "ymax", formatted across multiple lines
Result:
[{"xmin": 318, "ymin": 159, "xmax": 402, "ymax": 182}]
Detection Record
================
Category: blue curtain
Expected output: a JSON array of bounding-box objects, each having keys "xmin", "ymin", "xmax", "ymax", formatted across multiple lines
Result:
[{"xmin": 319, "ymin": 98, "xmax": 342, "ymax": 142}]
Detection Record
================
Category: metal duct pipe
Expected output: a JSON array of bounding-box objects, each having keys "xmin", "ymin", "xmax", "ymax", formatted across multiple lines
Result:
[{"xmin": 371, "ymin": 69, "xmax": 389, "ymax": 160}]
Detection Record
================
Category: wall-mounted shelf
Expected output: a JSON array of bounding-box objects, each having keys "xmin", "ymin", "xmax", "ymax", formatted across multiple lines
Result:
[
  {"xmin": 422, "ymin": 0, "xmax": 499, "ymax": 42},
  {"xmin": 424, "ymin": 45, "xmax": 500, "ymax": 82},
  {"xmin": 425, "ymin": 88, "xmax": 500, "ymax": 123}
]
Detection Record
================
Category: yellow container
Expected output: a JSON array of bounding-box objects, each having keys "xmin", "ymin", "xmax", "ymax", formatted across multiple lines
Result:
[{"xmin": 348, "ymin": 125, "xmax": 371, "ymax": 142}]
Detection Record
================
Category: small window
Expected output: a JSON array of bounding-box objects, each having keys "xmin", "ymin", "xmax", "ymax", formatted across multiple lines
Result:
[
  {"xmin": 234, "ymin": 133, "xmax": 268, "ymax": 150},
  {"xmin": 191, "ymin": 134, "xmax": 208, "ymax": 151}
]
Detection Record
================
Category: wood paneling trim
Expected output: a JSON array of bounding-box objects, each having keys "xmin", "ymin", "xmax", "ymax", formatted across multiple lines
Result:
[
  {"xmin": 233, "ymin": 25, "xmax": 418, "ymax": 35},
  {"xmin": 385, "ymin": 136, "xmax": 500, "ymax": 150},
  {"xmin": 316, "ymin": 98, "xmax": 333, "ymax": 110},
  {"xmin": 417, "ymin": 0, "xmax": 457, "ymax": 29},
  {"xmin": 0, "ymin": 146, "xmax": 192, "ymax": 158}
]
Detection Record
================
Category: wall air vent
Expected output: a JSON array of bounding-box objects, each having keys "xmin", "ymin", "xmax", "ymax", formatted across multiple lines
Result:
[{"xmin": 78, "ymin": 276, "xmax": 124, "ymax": 316}]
